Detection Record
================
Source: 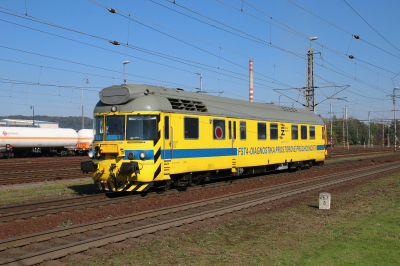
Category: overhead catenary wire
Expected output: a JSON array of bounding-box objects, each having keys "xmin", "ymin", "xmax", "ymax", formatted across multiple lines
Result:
[
  {"xmin": 3, "ymin": 3, "xmax": 395, "ymax": 100},
  {"xmin": 0, "ymin": 1, "xmax": 396, "ymax": 115},
  {"xmin": 0, "ymin": 13, "xmax": 294, "ymax": 90},
  {"xmin": 148, "ymin": 0, "xmax": 399, "ymax": 97},
  {"xmin": 86, "ymin": 0, "xmax": 398, "ymax": 103},
  {"xmin": 342, "ymin": 0, "xmax": 400, "ymax": 54},
  {"xmin": 285, "ymin": 0, "xmax": 400, "ymax": 60},
  {"xmin": 212, "ymin": 0, "xmax": 400, "ymax": 88}
]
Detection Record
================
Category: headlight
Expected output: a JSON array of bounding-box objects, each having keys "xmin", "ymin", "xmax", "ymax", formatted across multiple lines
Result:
[
  {"xmin": 139, "ymin": 151, "xmax": 146, "ymax": 160},
  {"xmin": 128, "ymin": 152, "xmax": 135, "ymax": 160},
  {"xmin": 111, "ymin": 105, "xmax": 117, "ymax": 112},
  {"xmin": 88, "ymin": 151, "xmax": 95, "ymax": 159}
]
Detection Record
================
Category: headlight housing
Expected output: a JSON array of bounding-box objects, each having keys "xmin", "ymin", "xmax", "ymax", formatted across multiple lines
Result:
[
  {"xmin": 128, "ymin": 152, "xmax": 135, "ymax": 160},
  {"xmin": 139, "ymin": 151, "xmax": 146, "ymax": 160},
  {"xmin": 88, "ymin": 151, "xmax": 95, "ymax": 159}
]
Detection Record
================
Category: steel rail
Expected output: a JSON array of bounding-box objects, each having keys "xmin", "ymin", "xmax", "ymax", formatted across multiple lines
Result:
[
  {"xmin": 0, "ymin": 159, "xmax": 397, "ymax": 222},
  {"xmin": 0, "ymin": 173, "xmax": 90, "ymax": 185},
  {"xmin": 0, "ymin": 163, "xmax": 398, "ymax": 265},
  {"xmin": 0, "ymin": 169, "xmax": 80, "ymax": 177}
]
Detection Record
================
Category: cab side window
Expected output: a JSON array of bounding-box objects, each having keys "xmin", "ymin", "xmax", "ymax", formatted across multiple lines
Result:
[
  {"xmin": 292, "ymin": 125, "xmax": 298, "ymax": 140},
  {"xmin": 310, "ymin": 126, "xmax": 315, "ymax": 140},
  {"xmin": 301, "ymin": 125, "xmax": 308, "ymax": 140},
  {"xmin": 233, "ymin": 121, "xmax": 237, "ymax": 139},
  {"xmin": 164, "ymin": 116, "xmax": 169, "ymax": 139},
  {"xmin": 240, "ymin": 121, "xmax": 246, "ymax": 140},
  {"xmin": 270, "ymin": 123, "xmax": 278, "ymax": 140},
  {"xmin": 184, "ymin": 117, "xmax": 199, "ymax": 139},
  {"xmin": 229, "ymin": 121, "xmax": 232, "ymax": 139},
  {"xmin": 258, "ymin": 122, "xmax": 266, "ymax": 140},
  {"xmin": 322, "ymin": 127, "xmax": 325, "ymax": 140}
]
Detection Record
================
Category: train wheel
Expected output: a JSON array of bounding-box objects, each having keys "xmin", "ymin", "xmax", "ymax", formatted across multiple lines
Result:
[
  {"xmin": 157, "ymin": 180, "xmax": 173, "ymax": 194},
  {"xmin": 189, "ymin": 174, "xmax": 203, "ymax": 186}
]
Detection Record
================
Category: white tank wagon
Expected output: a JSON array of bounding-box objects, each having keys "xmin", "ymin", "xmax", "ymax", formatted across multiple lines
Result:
[
  {"xmin": 74, "ymin": 129, "xmax": 94, "ymax": 154},
  {"xmin": 0, "ymin": 127, "xmax": 79, "ymax": 158}
]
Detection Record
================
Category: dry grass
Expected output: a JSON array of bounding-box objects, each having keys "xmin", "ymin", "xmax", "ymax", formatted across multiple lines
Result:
[
  {"xmin": 76, "ymin": 173, "xmax": 400, "ymax": 266},
  {"xmin": 0, "ymin": 178, "xmax": 98, "ymax": 206}
]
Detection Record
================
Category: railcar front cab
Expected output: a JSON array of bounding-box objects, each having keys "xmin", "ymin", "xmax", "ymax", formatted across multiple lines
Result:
[{"xmin": 81, "ymin": 111, "xmax": 163, "ymax": 192}]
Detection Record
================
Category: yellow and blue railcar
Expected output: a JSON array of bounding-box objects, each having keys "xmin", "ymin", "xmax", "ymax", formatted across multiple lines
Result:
[{"xmin": 81, "ymin": 84, "xmax": 327, "ymax": 192}]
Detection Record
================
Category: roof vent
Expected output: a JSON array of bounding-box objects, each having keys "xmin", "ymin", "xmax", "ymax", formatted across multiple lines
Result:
[
  {"xmin": 280, "ymin": 106, "xmax": 298, "ymax": 113},
  {"xmin": 167, "ymin": 98, "xmax": 208, "ymax": 112}
]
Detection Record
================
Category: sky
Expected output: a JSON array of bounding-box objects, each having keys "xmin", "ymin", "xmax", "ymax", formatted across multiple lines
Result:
[{"xmin": 0, "ymin": 0, "xmax": 399, "ymax": 125}]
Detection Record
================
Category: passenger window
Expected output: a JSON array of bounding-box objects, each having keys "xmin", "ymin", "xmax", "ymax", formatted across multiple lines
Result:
[
  {"xmin": 258, "ymin": 123, "xmax": 266, "ymax": 140},
  {"xmin": 184, "ymin": 117, "xmax": 199, "ymax": 139},
  {"xmin": 233, "ymin": 121, "xmax": 237, "ymax": 139},
  {"xmin": 322, "ymin": 127, "xmax": 325, "ymax": 139},
  {"xmin": 301, "ymin": 125, "xmax": 307, "ymax": 140},
  {"xmin": 270, "ymin": 123, "xmax": 278, "ymax": 140},
  {"xmin": 291, "ymin": 125, "xmax": 298, "ymax": 140},
  {"xmin": 240, "ymin": 121, "xmax": 246, "ymax": 140},
  {"xmin": 229, "ymin": 121, "xmax": 232, "ymax": 139},
  {"xmin": 164, "ymin": 116, "xmax": 169, "ymax": 140},
  {"xmin": 310, "ymin": 126, "xmax": 315, "ymax": 140},
  {"xmin": 213, "ymin": 119, "xmax": 225, "ymax": 140}
]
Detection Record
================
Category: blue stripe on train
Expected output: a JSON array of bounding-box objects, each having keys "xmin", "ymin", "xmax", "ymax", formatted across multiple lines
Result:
[
  {"xmin": 94, "ymin": 145, "xmax": 325, "ymax": 161},
  {"xmin": 161, "ymin": 148, "xmax": 237, "ymax": 160},
  {"xmin": 317, "ymin": 145, "xmax": 326, "ymax": 150}
]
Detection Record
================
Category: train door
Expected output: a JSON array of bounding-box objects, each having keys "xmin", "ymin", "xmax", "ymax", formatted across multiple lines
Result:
[
  {"xmin": 229, "ymin": 120, "xmax": 238, "ymax": 169},
  {"xmin": 163, "ymin": 114, "xmax": 172, "ymax": 176}
]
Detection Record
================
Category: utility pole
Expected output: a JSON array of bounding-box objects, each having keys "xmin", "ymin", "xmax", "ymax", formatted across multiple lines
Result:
[
  {"xmin": 249, "ymin": 59, "xmax": 253, "ymax": 102},
  {"xmin": 356, "ymin": 125, "xmax": 358, "ymax": 145},
  {"xmin": 195, "ymin": 73, "xmax": 203, "ymax": 93},
  {"xmin": 30, "ymin": 106, "xmax": 34, "ymax": 127},
  {"xmin": 388, "ymin": 124, "xmax": 390, "ymax": 148},
  {"xmin": 388, "ymin": 87, "xmax": 399, "ymax": 152},
  {"xmin": 368, "ymin": 110, "xmax": 371, "ymax": 148},
  {"xmin": 306, "ymin": 37, "xmax": 318, "ymax": 112},
  {"xmin": 395, "ymin": 87, "xmax": 399, "ymax": 152},
  {"xmin": 330, "ymin": 102, "xmax": 333, "ymax": 151},
  {"xmin": 382, "ymin": 114, "xmax": 384, "ymax": 149},
  {"xmin": 343, "ymin": 107, "xmax": 345, "ymax": 149},
  {"xmin": 81, "ymin": 78, "xmax": 89, "ymax": 129},
  {"xmin": 346, "ymin": 106, "xmax": 349, "ymax": 149}
]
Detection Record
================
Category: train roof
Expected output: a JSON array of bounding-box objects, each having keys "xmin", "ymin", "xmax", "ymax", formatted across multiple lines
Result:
[{"xmin": 94, "ymin": 84, "xmax": 324, "ymax": 125}]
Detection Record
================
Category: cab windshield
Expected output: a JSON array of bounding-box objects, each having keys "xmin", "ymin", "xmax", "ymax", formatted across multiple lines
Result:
[
  {"xmin": 94, "ymin": 116, "xmax": 104, "ymax": 141},
  {"xmin": 127, "ymin": 115, "xmax": 159, "ymax": 140},
  {"xmin": 105, "ymin": 115, "xmax": 125, "ymax": 141}
]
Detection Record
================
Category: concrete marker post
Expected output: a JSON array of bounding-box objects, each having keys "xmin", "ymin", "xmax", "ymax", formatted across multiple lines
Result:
[{"xmin": 319, "ymin": 192, "xmax": 331, "ymax": 209}]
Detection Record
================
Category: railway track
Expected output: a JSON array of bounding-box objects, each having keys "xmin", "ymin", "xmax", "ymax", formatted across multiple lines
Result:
[
  {"xmin": 0, "ymin": 151, "xmax": 392, "ymax": 185},
  {"xmin": 328, "ymin": 151, "xmax": 392, "ymax": 159},
  {"xmin": 0, "ymin": 157, "xmax": 89, "ymax": 185},
  {"xmin": 0, "ymin": 170, "xmax": 90, "ymax": 185},
  {"xmin": 0, "ymin": 161, "xmax": 398, "ymax": 265},
  {"xmin": 0, "ymin": 159, "xmax": 86, "ymax": 172},
  {"xmin": 0, "ymin": 154, "xmax": 398, "ymax": 223}
]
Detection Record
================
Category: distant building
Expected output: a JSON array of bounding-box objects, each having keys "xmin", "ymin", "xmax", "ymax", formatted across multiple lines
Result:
[{"xmin": 0, "ymin": 119, "xmax": 59, "ymax": 128}]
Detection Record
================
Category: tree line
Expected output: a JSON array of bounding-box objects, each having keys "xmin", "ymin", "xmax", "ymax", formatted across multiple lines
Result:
[{"xmin": 325, "ymin": 116, "xmax": 399, "ymax": 146}]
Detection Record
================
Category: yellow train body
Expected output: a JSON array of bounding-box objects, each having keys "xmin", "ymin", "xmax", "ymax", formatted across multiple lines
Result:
[{"xmin": 83, "ymin": 85, "xmax": 327, "ymax": 192}]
